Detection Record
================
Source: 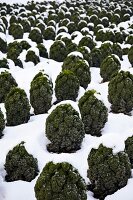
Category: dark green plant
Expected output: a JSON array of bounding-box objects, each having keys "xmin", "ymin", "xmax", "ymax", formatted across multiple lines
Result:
[
  {"xmin": 5, "ymin": 142, "xmax": 38, "ymax": 182},
  {"xmin": 66, "ymin": 42, "xmax": 78, "ymax": 55},
  {"xmin": 25, "ymin": 50, "xmax": 40, "ymax": 65},
  {"xmin": 78, "ymin": 20, "xmax": 87, "ymax": 31},
  {"xmin": 9, "ymin": 23, "xmax": 24, "ymax": 39},
  {"xmin": 47, "ymin": 20, "xmax": 56, "ymax": 27},
  {"xmin": 43, "ymin": 26, "xmax": 55, "ymax": 40},
  {"xmin": 0, "ymin": 58, "xmax": 9, "ymax": 69},
  {"xmin": 7, "ymin": 41, "xmax": 22, "ymax": 54},
  {"xmin": 90, "ymin": 14, "xmax": 99, "ymax": 25},
  {"xmin": 94, "ymin": 24, "xmax": 104, "ymax": 35},
  {"xmin": 62, "ymin": 55, "xmax": 91, "ymax": 89},
  {"xmin": 32, "ymin": 71, "xmax": 44, "ymax": 81},
  {"xmin": 34, "ymin": 161, "xmax": 87, "ymax": 200},
  {"xmin": 100, "ymin": 42, "xmax": 113, "ymax": 60},
  {"xmin": 29, "ymin": 28, "xmax": 43, "ymax": 44},
  {"xmin": 0, "ymin": 108, "xmax": 5, "ymax": 138},
  {"xmin": 112, "ymin": 43, "xmax": 123, "ymax": 60},
  {"xmin": 0, "ymin": 71, "xmax": 18, "ymax": 103},
  {"xmin": 123, "ymin": 13, "xmax": 130, "ymax": 21},
  {"xmin": 59, "ymin": 18, "xmax": 70, "ymax": 27},
  {"xmin": 88, "ymin": 23, "xmax": 94, "ymax": 32},
  {"xmin": 30, "ymin": 72, "xmax": 53, "ymax": 115},
  {"xmin": 19, "ymin": 10, "xmax": 26, "ymax": 17},
  {"xmin": 96, "ymin": 29, "xmax": 105, "ymax": 42},
  {"xmin": 48, "ymin": 13, "xmax": 58, "ymax": 22},
  {"xmin": 1, "ymin": 16, "xmax": 8, "ymax": 29},
  {"xmin": 70, "ymin": 14, "xmax": 80, "ymax": 24},
  {"xmin": 90, "ymin": 48, "xmax": 103, "ymax": 68},
  {"xmin": 37, "ymin": 43, "xmax": 48, "ymax": 58},
  {"xmin": 56, "ymin": 34, "xmax": 63, "ymax": 41},
  {"xmin": 25, "ymin": 1, "xmax": 36, "ymax": 12},
  {"xmin": 114, "ymin": 31, "xmax": 124, "ymax": 44},
  {"xmin": 0, "ymin": 11, "xmax": 6, "ymax": 17},
  {"xmin": 78, "ymin": 46, "xmax": 92, "ymax": 67},
  {"xmin": 64, "ymin": 8, "xmax": 71, "ymax": 16},
  {"xmin": 0, "ymin": 35, "xmax": 7, "ymax": 53},
  {"xmin": 128, "ymin": 46, "xmax": 133, "ymax": 67},
  {"xmin": 55, "ymin": 70, "xmax": 80, "ymax": 102},
  {"xmin": 60, "ymin": 37, "xmax": 77, "ymax": 55},
  {"xmin": 111, "ymin": 13, "xmax": 120, "ymax": 25},
  {"xmin": 108, "ymin": 71, "xmax": 133, "ymax": 114},
  {"xmin": 100, "ymin": 54, "xmax": 121, "ymax": 82},
  {"xmin": 36, "ymin": 23, "xmax": 46, "ymax": 34},
  {"xmin": 20, "ymin": 40, "xmax": 31, "ymax": 50},
  {"xmin": 0, "ymin": 24, "xmax": 5, "ymax": 34},
  {"xmin": 83, "ymin": 16, "xmax": 90, "ymax": 23},
  {"xmin": 101, "ymin": 17, "xmax": 109, "ymax": 27},
  {"xmin": 67, "ymin": 21, "xmax": 77, "ymax": 34},
  {"xmin": 78, "ymin": 90, "xmax": 108, "ymax": 136},
  {"xmin": 126, "ymin": 35, "xmax": 133, "ymax": 45},
  {"xmin": 5, "ymin": 87, "xmax": 30, "ymax": 126},
  {"xmin": 45, "ymin": 104, "xmax": 85, "ymax": 153},
  {"xmin": 61, "ymin": 37, "xmax": 72, "ymax": 46},
  {"xmin": 7, "ymin": 41, "xmax": 22, "ymax": 62},
  {"xmin": 81, "ymin": 28, "xmax": 90, "ymax": 36},
  {"xmin": 21, "ymin": 19, "xmax": 31, "ymax": 33},
  {"xmin": 123, "ymin": 47, "xmax": 129, "ymax": 55},
  {"xmin": 28, "ymin": 16, "xmax": 36, "ymax": 27},
  {"xmin": 87, "ymin": 144, "xmax": 131, "ymax": 199},
  {"xmin": 49, "ymin": 40, "xmax": 67, "ymax": 62},
  {"xmin": 129, "ymin": 24, "xmax": 133, "ymax": 30},
  {"xmin": 104, "ymin": 30, "xmax": 115, "ymax": 42},
  {"xmin": 57, "ymin": 9, "xmax": 66, "ymax": 20},
  {"xmin": 9, "ymin": 15, "xmax": 18, "ymax": 24},
  {"xmin": 79, "ymin": 36, "xmax": 96, "ymax": 50},
  {"xmin": 57, "ymin": 27, "xmax": 68, "ymax": 35},
  {"xmin": 125, "ymin": 136, "xmax": 133, "ymax": 168},
  {"xmin": 14, "ymin": 58, "xmax": 23, "ymax": 68},
  {"xmin": 7, "ymin": 47, "xmax": 20, "ymax": 62}
]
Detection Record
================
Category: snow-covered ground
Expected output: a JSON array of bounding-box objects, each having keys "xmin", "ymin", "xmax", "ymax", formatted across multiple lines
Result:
[
  {"xmin": 0, "ymin": 54, "xmax": 133, "ymax": 200},
  {"xmin": 0, "ymin": 0, "xmax": 133, "ymax": 200}
]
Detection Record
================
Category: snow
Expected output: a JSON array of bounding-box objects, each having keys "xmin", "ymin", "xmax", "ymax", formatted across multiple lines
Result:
[
  {"xmin": 72, "ymin": 31, "xmax": 83, "ymax": 44},
  {"xmin": 0, "ymin": 1, "xmax": 133, "ymax": 200},
  {"xmin": 0, "ymin": 33, "xmax": 6, "ymax": 42},
  {"xmin": 68, "ymin": 51, "xmax": 83, "ymax": 58},
  {"xmin": 0, "ymin": 51, "xmax": 133, "ymax": 200},
  {"xmin": 118, "ymin": 16, "xmax": 133, "ymax": 29}
]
